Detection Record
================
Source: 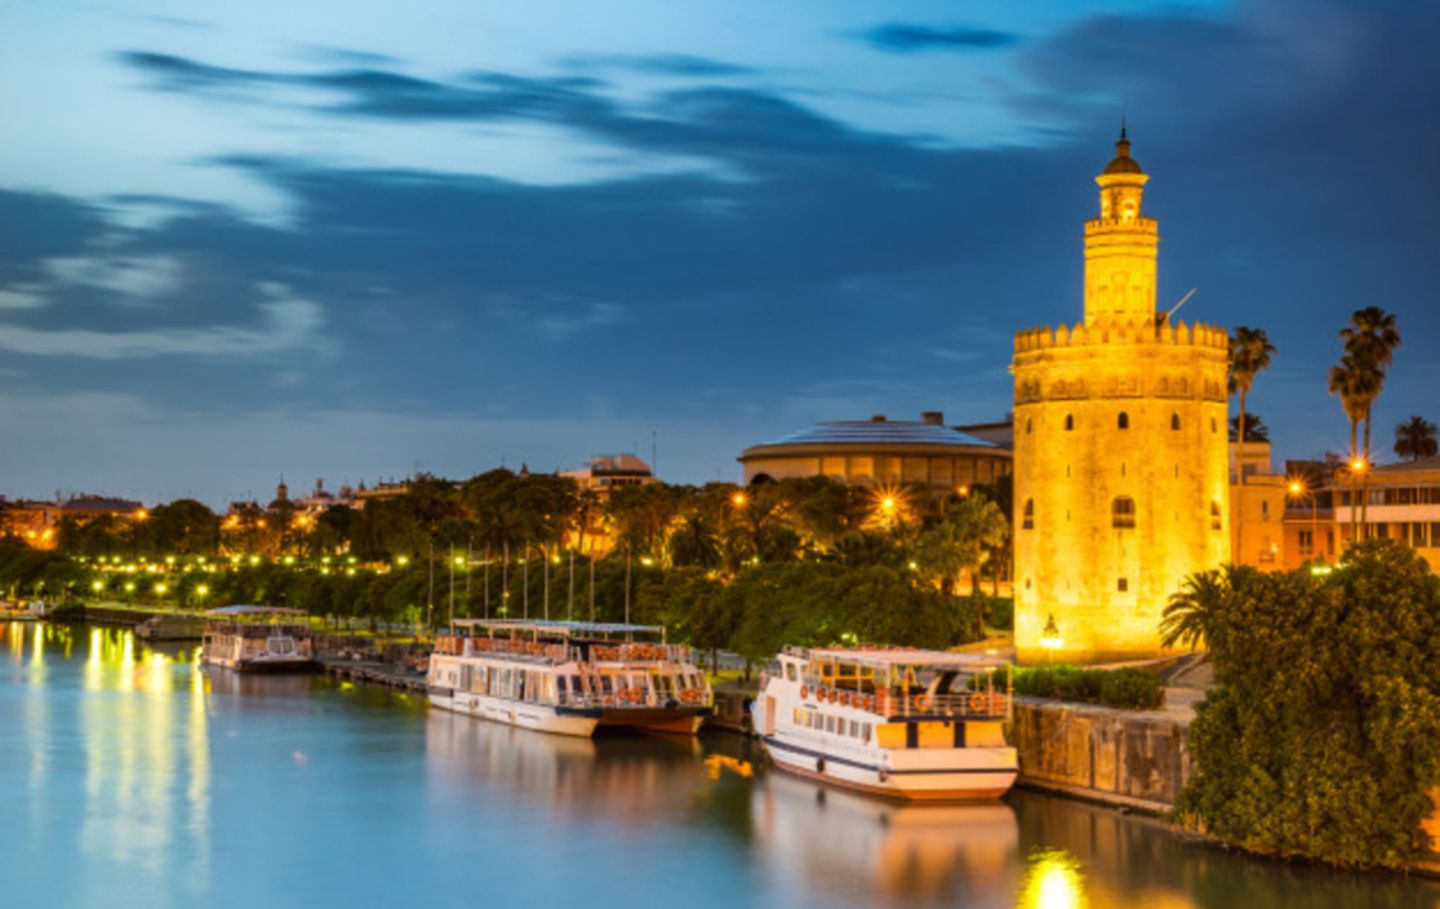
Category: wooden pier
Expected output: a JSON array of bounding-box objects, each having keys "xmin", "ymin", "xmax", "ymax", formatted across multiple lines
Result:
[{"xmin": 320, "ymin": 658, "xmax": 429, "ymax": 693}]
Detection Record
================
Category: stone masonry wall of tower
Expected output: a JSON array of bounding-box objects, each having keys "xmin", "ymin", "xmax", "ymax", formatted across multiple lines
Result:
[{"xmin": 1012, "ymin": 134, "xmax": 1232, "ymax": 665}]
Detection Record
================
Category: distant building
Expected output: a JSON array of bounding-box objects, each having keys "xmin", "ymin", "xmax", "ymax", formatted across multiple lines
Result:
[
  {"xmin": 1229, "ymin": 441, "xmax": 1287, "ymax": 569},
  {"xmin": 737, "ymin": 412, "xmax": 1010, "ymax": 499},
  {"xmin": 1335, "ymin": 455, "xmax": 1440, "ymax": 569},
  {"xmin": 0, "ymin": 494, "xmax": 145, "ymax": 549},
  {"xmin": 559, "ymin": 454, "xmax": 657, "ymax": 493}
]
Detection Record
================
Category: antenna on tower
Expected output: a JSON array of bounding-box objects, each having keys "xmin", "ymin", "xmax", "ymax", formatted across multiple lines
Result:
[{"xmin": 1157, "ymin": 288, "xmax": 1198, "ymax": 328}]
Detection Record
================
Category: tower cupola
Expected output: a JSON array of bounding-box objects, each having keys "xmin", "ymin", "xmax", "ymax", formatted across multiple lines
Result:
[{"xmin": 1084, "ymin": 127, "xmax": 1158, "ymax": 323}]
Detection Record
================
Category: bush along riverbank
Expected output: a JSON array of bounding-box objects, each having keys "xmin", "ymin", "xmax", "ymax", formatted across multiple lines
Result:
[
  {"xmin": 1009, "ymin": 664, "xmax": 1165, "ymax": 710},
  {"xmin": 1166, "ymin": 541, "xmax": 1440, "ymax": 870}
]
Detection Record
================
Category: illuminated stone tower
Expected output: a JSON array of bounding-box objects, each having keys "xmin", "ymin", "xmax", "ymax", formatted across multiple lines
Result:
[{"xmin": 1012, "ymin": 131, "xmax": 1231, "ymax": 664}]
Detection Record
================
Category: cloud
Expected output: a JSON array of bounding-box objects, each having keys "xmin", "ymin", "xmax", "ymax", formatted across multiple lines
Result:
[
  {"xmin": 0, "ymin": 288, "xmax": 45, "ymax": 310},
  {"xmin": 43, "ymin": 253, "xmax": 185, "ymax": 300},
  {"xmin": 565, "ymin": 53, "xmax": 758, "ymax": 77},
  {"xmin": 0, "ymin": 282, "xmax": 328, "ymax": 360},
  {"xmin": 537, "ymin": 301, "xmax": 630, "ymax": 339},
  {"xmin": 859, "ymin": 22, "xmax": 1020, "ymax": 53}
]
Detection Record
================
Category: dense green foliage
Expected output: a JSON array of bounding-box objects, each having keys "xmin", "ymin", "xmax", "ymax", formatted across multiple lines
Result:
[
  {"xmin": 1010, "ymin": 664, "xmax": 1164, "ymax": 710},
  {"xmin": 1172, "ymin": 542, "xmax": 1440, "ymax": 868}
]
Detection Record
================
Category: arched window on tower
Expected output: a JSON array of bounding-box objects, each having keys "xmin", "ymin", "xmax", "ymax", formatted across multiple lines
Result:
[
  {"xmin": 1112, "ymin": 496, "xmax": 1136, "ymax": 529},
  {"xmin": 1064, "ymin": 414, "xmax": 1074, "ymax": 431},
  {"xmin": 1118, "ymin": 412, "xmax": 1130, "ymax": 430},
  {"xmin": 1211, "ymin": 417, "xmax": 1218, "ymax": 433},
  {"xmin": 1171, "ymin": 413, "xmax": 1181, "ymax": 431},
  {"xmin": 1022, "ymin": 499, "xmax": 1034, "ymax": 530},
  {"xmin": 1211, "ymin": 500, "xmax": 1223, "ymax": 530},
  {"xmin": 1026, "ymin": 417, "xmax": 1033, "ymax": 434}
]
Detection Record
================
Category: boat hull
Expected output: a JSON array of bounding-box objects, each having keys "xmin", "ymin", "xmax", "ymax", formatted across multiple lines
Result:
[
  {"xmin": 429, "ymin": 688, "xmax": 600, "ymax": 738},
  {"xmin": 205, "ymin": 656, "xmax": 319, "ymax": 673},
  {"xmin": 597, "ymin": 706, "xmax": 710, "ymax": 735},
  {"xmin": 761, "ymin": 735, "xmax": 1017, "ymax": 802}
]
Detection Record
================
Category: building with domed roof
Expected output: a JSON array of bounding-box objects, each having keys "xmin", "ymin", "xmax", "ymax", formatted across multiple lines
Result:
[
  {"xmin": 1012, "ymin": 130, "xmax": 1231, "ymax": 664},
  {"xmin": 738, "ymin": 411, "xmax": 1010, "ymax": 499}
]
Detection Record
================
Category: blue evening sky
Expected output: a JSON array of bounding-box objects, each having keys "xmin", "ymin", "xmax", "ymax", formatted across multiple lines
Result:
[{"xmin": 1, "ymin": 0, "xmax": 1435, "ymax": 505}]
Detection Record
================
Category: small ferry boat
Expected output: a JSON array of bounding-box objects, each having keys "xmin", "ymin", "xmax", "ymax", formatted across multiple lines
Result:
[
  {"xmin": 201, "ymin": 605, "xmax": 317, "ymax": 672},
  {"xmin": 426, "ymin": 619, "xmax": 713, "ymax": 737},
  {"xmin": 753, "ymin": 646, "xmax": 1016, "ymax": 801},
  {"xmin": 137, "ymin": 613, "xmax": 207, "ymax": 642}
]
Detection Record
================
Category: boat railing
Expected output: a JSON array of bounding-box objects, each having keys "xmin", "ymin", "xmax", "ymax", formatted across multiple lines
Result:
[
  {"xmin": 552, "ymin": 685, "xmax": 711, "ymax": 710},
  {"xmin": 801, "ymin": 684, "xmax": 1010, "ymax": 719}
]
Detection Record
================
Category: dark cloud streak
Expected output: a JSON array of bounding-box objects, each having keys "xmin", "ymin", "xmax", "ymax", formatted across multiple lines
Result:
[{"xmin": 859, "ymin": 22, "xmax": 1019, "ymax": 53}]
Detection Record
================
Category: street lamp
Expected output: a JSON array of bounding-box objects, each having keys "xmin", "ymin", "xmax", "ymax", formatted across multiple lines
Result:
[
  {"xmin": 731, "ymin": 491, "xmax": 748, "ymax": 508},
  {"xmin": 1040, "ymin": 614, "xmax": 1062, "ymax": 662}
]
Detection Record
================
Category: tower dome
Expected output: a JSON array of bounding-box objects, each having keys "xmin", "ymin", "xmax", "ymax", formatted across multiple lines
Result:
[{"xmin": 1103, "ymin": 126, "xmax": 1144, "ymax": 175}]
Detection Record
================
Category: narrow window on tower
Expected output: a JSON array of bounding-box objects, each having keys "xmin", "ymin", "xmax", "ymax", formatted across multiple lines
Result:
[
  {"xmin": 1064, "ymin": 414, "xmax": 1075, "ymax": 431},
  {"xmin": 1022, "ymin": 499, "xmax": 1035, "ymax": 530},
  {"xmin": 1211, "ymin": 417, "xmax": 1218, "ymax": 433},
  {"xmin": 1026, "ymin": 417, "xmax": 1033, "ymax": 434},
  {"xmin": 1118, "ymin": 412, "xmax": 1130, "ymax": 430},
  {"xmin": 1171, "ymin": 414, "xmax": 1181, "ymax": 431},
  {"xmin": 1117, "ymin": 577, "xmax": 1129, "ymax": 592},
  {"xmin": 1211, "ymin": 501, "xmax": 1223, "ymax": 530},
  {"xmin": 1112, "ymin": 496, "xmax": 1136, "ymax": 529}
]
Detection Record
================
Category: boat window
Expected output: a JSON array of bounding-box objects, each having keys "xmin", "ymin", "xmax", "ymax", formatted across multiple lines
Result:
[
  {"xmin": 863, "ymin": 724, "xmax": 872, "ymax": 743},
  {"xmin": 785, "ymin": 663, "xmax": 797, "ymax": 682},
  {"xmin": 571, "ymin": 675, "xmax": 583, "ymax": 693},
  {"xmin": 825, "ymin": 716, "xmax": 836, "ymax": 734},
  {"xmin": 557, "ymin": 676, "xmax": 568, "ymax": 693}
]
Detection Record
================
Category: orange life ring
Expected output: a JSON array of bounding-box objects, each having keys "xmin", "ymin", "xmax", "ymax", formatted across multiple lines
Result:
[
  {"xmin": 913, "ymin": 694, "xmax": 931, "ymax": 711},
  {"xmin": 968, "ymin": 692, "xmax": 988, "ymax": 713},
  {"xmin": 838, "ymin": 692, "xmax": 850, "ymax": 707},
  {"xmin": 800, "ymin": 685, "xmax": 809, "ymax": 699}
]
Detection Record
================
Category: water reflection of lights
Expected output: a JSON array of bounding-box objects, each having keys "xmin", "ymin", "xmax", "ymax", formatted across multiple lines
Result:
[{"xmin": 1017, "ymin": 849, "xmax": 1088, "ymax": 909}]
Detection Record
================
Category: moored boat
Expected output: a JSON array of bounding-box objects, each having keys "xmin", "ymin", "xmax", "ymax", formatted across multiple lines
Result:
[
  {"xmin": 426, "ymin": 619, "xmax": 713, "ymax": 738},
  {"xmin": 753, "ymin": 646, "xmax": 1016, "ymax": 801},
  {"xmin": 136, "ymin": 613, "xmax": 207, "ymax": 642},
  {"xmin": 201, "ymin": 605, "xmax": 318, "ymax": 672}
]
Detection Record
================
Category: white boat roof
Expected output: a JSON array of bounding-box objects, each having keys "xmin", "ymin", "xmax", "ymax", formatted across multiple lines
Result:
[
  {"xmin": 451, "ymin": 619, "xmax": 665, "ymax": 636},
  {"xmin": 803, "ymin": 647, "xmax": 1007, "ymax": 670},
  {"xmin": 205, "ymin": 605, "xmax": 308, "ymax": 617}
]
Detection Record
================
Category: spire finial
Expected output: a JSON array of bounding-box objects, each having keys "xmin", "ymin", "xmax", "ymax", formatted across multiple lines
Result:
[{"xmin": 1120, "ymin": 109, "xmax": 1127, "ymax": 142}]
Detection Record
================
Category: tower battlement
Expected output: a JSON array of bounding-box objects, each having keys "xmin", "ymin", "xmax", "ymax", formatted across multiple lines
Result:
[{"xmin": 1014, "ymin": 319, "xmax": 1228, "ymax": 353}]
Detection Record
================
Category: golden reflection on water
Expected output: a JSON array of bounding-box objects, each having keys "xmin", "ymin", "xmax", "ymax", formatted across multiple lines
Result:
[
  {"xmin": 62, "ymin": 626, "xmax": 211, "ymax": 883},
  {"xmin": 1016, "ymin": 849, "xmax": 1088, "ymax": 909}
]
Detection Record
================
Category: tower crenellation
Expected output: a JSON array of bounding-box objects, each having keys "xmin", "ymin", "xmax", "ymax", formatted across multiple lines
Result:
[{"xmin": 1012, "ymin": 129, "xmax": 1231, "ymax": 665}]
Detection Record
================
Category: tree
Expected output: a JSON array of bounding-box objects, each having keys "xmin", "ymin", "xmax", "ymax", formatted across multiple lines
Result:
[
  {"xmin": 1175, "ymin": 542, "xmax": 1440, "ymax": 869},
  {"xmin": 1228, "ymin": 326, "xmax": 1275, "ymax": 445},
  {"xmin": 1328, "ymin": 354, "xmax": 1378, "ymax": 529},
  {"xmin": 1228, "ymin": 412, "xmax": 1269, "ymax": 443},
  {"xmin": 1394, "ymin": 416, "xmax": 1438, "ymax": 462},
  {"xmin": 914, "ymin": 495, "xmax": 1008, "ymax": 595},
  {"xmin": 1340, "ymin": 307, "xmax": 1401, "ymax": 528},
  {"xmin": 1159, "ymin": 565, "xmax": 1257, "ymax": 652}
]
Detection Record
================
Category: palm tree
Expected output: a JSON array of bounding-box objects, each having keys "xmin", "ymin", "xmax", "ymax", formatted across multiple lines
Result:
[
  {"xmin": 1228, "ymin": 413, "xmax": 1269, "ymax": 443},
  {"xmin": 1228, "ymin": 326, "xmax": 1274, "ymax": 559},
  {"xmin": 1160, "ymin": 565, "xmax": 1255, "ymax": 652},
  {"xmin": 1395, "ymin": 416, "xmax": 1438, "ymax": 461},
  {"xmin": 1328, "ymin": 355, "xmax": 1375, "ymax": 530},
  {"xmin": 1340, "ymin": 307, "xmax": 1401, "ymax": 528}
]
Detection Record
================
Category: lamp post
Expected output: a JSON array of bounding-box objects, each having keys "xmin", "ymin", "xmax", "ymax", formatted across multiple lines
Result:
[{"xmin": 1040, "ymin": 614, "xmax": 1062, "ymax": 664}]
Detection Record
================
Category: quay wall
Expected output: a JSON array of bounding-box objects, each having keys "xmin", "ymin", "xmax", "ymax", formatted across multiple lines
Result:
[{"xmin": 1011, "ymin": 698, "xmax": 1191, "ymax": 813}]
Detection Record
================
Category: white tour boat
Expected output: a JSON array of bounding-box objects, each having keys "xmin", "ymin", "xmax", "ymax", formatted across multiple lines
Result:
[
  {"xmin": 426, "ymin": 619, "xmax": 713, "ymax": 738},
  {"xmin": 753, "ymin": 646, "xmax": 1016, "ymax": 801},
  {"xmin": 202, "ymin": 605, "xmax": 318, "ymax": 672}
]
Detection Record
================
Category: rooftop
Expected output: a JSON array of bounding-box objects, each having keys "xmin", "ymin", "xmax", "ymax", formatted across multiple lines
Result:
[
  {"xmin": 1372, "ymin": 455, "xmax": 1440, "ymax": 475},
  {"xmin": 745, "ymin": 416, "xmax": 999, "ymax": 453},
  {"xmin": 453, "ymin": 619, "xmax": 666, "ymax": 637},
  {"xmin": 802, "ymin": 646, "xmax": 1008, "ymax": 670}
]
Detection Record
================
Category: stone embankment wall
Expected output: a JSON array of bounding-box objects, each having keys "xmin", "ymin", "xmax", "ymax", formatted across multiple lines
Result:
[{"xmin": 1011, "ymin": 697, "xmax": 1191, "ymax": 813}]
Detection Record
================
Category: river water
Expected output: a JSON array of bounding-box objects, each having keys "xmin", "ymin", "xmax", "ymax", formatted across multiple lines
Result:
[{"xmin": 2, "ymin": 622, "xmax": 1436, "ymax": 909}]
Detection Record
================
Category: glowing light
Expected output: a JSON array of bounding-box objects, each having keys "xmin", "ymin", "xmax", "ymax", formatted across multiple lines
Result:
[
  {"xmin": 453, "ymin": 556, "xmax": 466, "ymax": 567},
  {"xmin": 731, "ymin": 492, "xmax": 748, "ymax": 508},
  {"xmin": 154, "ymin": 583, "xmax": 169, "ymax": 595},
  {"xmin": 1017, "ymin": 849, "xmax": 1088, "ymax": 909},
  {"xmin": 248, "ymin": 555, "xmax": 261, "ymax": 566},
  {"xmin": 123, "ymin": 582, "xmax": 136, "ymax": 593},
  {"xmin": 283, "ymin": 555, "xmax": 295, "ymax": 566},
  {"xmin": 882, "ymin": 497, "xmax": 896, "ymax": 511},
  {"xmin": 639, "ymin": 556, "xmax": 655, "ymax": 567},
  {"xmin": 196, "ymin": 584, "xmax": 210, "ymax": 596},
  {"xmin": 1349, "ymin": 457, "xmax": 1367, "ymax": 472},
  {"xmin": 1040, "ymin": 614, "xmax": 1063, "ymax": 651},
  {"xmin": 134, "ymin": 509, "xmax": 149, "ymax": 521},
  {"xmin": 91, "ymin": 580, "xmax": 104, "ymax": 592},
  {"xmin": 395, "ymin": 556, "xmax": 409, "ymax": 567},
  {"xmin": 1287, "ymin": 480, "xmax": 1305, "ymax": 496}
]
